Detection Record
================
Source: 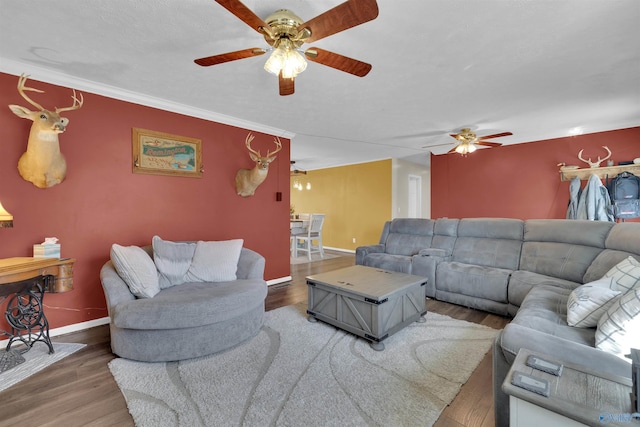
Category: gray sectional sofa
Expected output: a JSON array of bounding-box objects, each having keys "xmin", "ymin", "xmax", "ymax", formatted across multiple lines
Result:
[{"xmin": 356, "ymin": 217, "xmax": 640, "ymax": 426}]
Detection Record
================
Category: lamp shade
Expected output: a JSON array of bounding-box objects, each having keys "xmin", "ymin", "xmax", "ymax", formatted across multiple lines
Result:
[{"xmin": 0, "ymin": 201, "xmax": 13, "ymax": 228}]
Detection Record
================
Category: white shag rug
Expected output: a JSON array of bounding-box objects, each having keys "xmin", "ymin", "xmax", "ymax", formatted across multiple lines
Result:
[
  {"xmin": 109, "ymin": 304, "xmax": 498, "ymax": 427},
  {"xmin": 0, "ymin": 342, "xmax": 86, "ymax": 393}
]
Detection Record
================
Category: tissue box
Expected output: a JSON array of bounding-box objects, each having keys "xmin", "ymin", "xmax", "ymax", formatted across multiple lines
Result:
[{"xmin": 33, "ymin": 244, "xmax": 61, "ymax": 258}]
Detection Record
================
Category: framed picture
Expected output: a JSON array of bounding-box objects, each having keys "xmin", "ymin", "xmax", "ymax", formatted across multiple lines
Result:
[{"xmin": 132, "ymin": 128, "xmax": 203, "ymax": 178}]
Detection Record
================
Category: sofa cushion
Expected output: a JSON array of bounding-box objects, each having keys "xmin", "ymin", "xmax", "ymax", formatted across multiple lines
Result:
[
  {"xmin": 521, "ymin": 219, "xmax": 613, "ymax": 283},
  {"xmin": 596, "ymin": 288, "xmax": 640, "ymax": 360},
  {"xmin": 436, "ymin": 261, "xmax": 510, "ymax": 303},
  {"xmin": 524, "ymin": 219, "xmax": 613, "ymax": 248},
  {"xmin": 511, "ymin": 285, "xmax": 595, "ymax": 347},
  {"xmin": 584, "ymin": 250, "xmax": 640, "ymax": 284},
  {"xmin": 112, "ymin": 279, "xmax": 267, "ymax": 330},
  {"xmin": 452, "ymin": 219, "xmax": 523, "ymax": 270},
  {"xmin": 566, "ymin": 277, "xmax": 620, "ymax": 328},
  {"xmin": 384, "ymin": 218, "xmax": 434, "ymax": 256},
  {"xmin": 519, "ymin": 241, "xmax": 602, "ymax": 284},
  {"xmin": 152, "ymin": 236, "xmax": 196, "ymax": 289},
  {"xmin": 363, "ymin": 253, "xmax": 412, "ymax": 274},
  {"xmin": 184, "ymin": 239, "xmax": 243, "ymax": 282},
  {"xmin": 603, "ymin": 255, "xmax": 640, "ymax": 293},
  {"xmin": 110, "ymin": 244, "xmax": 160, "ymax": 299},
  {"xmin": 508, "ymin": 270, "xmax": 579, "ymax": 309}
]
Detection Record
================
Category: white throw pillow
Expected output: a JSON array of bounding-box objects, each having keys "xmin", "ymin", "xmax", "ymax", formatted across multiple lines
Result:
[
  {"xmin": 566, "ymin": 277, "xmax": 621, "ymax": 328},
  {"xmin": 595, "ymin": 288, "xmax": 640, "ymax": 360},
  {"xmin": 110, "ymin": 244, "xmax": 160, "ymax": 298},
  {"xmin": 603, "ymin": 256, "xmax": 640, "ymax": 294},
  {"xmin": 152, "ymin": 236, "xmax": 196, "ymax": 288},
  {"xmin": 184, "ymin": 239, "xmax": 244, "ymax": 282}
]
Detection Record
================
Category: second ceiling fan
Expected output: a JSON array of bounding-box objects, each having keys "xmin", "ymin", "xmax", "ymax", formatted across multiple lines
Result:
[
  {"xmin": 194, "ymin": 0, "xmax": 379, "ymax": 95},
  {"xmin": 447, "ymin": 128, "xmax": 513, "ymax": 154}
]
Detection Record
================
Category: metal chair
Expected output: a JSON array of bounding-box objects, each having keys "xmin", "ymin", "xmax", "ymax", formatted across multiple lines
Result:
[{"xmin": 293, "ymin": 213, "xmax": 325, "ymax": 260}]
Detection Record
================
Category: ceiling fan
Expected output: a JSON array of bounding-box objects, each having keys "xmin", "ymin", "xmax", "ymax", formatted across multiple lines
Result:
[
  {"xmin": 194, "ymin": 0, "xmax": 379, "ymax": 96},
  {"xmin": 445, "ymin": 128, "xmax": 513, "ymax": 154}
]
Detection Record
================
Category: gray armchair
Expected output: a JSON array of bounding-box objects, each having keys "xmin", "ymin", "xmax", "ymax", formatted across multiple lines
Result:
[{"xmin": 100, "ymin": 246, "xmax": 267, "ymax": 362}]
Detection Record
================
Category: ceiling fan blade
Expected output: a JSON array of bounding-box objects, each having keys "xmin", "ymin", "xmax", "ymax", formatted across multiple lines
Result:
[
  {"xmin": 476, "ymin": 141, "xmax": 503, "ymax": 147},
  {"xmin": 298, "ymin": 0, "xmax": 379, "ymax": 43},
  {"xmin": 447, "ymin": 146, "xmax": 458, "ymax": 154},
  {"xmin": 478, "ymin": 132, "xmax": 513, "ymax": 140},
  {"xmin": 214, "ymin": 0, "xmax": 272, "ymax": 36},
  {"xmin": 304, "ymin": 48, "xmax": 371, "ymax": 77},
  {"xmin": 279, "ymin": 72, "xmax": 295, "ymax": 96},
  {"xmin": 194, "ymin": 48, "xmax": 266, "ymax": 66}
]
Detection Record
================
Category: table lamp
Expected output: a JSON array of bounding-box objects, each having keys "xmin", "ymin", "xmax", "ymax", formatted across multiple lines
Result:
[{"xmin": 0, "ymin": 201, "xmax": 14, "ymax": 228}]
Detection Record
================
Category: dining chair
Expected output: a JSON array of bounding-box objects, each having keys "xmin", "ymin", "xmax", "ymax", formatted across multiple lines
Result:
[
  {"xmin": 293, "ymin": 213, "xmax": 325, "ymax": 261},
  {"xmin": 290, "ymin": 213, "xmax": 311, "ymax": 257}
]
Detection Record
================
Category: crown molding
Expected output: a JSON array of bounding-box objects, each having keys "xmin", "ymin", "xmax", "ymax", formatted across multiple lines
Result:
[{"xmin": 0, "ymin": 58, "xmax": 295, "ymax": 139}]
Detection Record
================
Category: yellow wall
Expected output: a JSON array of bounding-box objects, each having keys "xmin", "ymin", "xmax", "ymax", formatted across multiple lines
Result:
[{"xmin": 291, "ymin": 159, "xmax": 392, "ymax": 251}]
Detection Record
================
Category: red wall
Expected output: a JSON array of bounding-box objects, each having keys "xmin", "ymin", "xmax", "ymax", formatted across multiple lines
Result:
[
  {"xmin": 431, "ymin": 127, "xmax": 640, "ymax": 220},
  {"xmin": 0, "ymin": 72, "xmax": 291, "ymax": 330}
]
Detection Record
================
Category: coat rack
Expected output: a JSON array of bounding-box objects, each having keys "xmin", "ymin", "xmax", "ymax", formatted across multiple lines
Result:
[{"xmin": 559, "ymin": 164, "xmax": 640, "ymax": 182}]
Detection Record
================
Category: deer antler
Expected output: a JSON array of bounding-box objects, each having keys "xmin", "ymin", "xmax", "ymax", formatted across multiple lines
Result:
[
  {"xmin": 267, "ymin": 137, "xmax": 282, "ymax": 157},
  {"xmin": 578, "ymin": 146, "xmax": 612, "ymax": 168},
  {"xmin": 55, "ymin": 90, "xmax": 84, "ymax": 113},
  {"xmin": 17, "ymin": 74, "xmax": 45, "ymax": 111},
  {"xmin": 245, "ymin": 133, "xmax": 260, "ymax": 156}
]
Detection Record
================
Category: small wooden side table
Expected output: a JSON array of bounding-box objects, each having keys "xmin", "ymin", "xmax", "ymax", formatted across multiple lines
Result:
[
  {"xmin": 502, "ymin": 348, "xmax": 637, "ymax": 427},
  {"xmin": 0, "ymin": 257, "xmax": 75, "ymax": 355}
]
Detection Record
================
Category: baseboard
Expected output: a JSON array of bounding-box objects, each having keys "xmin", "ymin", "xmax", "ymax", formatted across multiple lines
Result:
[
  {"xmin": 323, "ymin": 246, "xmax": 356, "ymax": 254},
  {"xmin": 267, "ymin": 276, "xmax": 292, "ymax": 286},
  {"xmin": 0, "ymin": 316, "xmax": 110, "ymax": 348}
]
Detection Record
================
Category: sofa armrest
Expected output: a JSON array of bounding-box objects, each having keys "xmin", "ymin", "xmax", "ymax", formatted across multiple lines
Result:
[
  {"xmin": 493, "ymin": 323, "xmax": 631, "ymax": 427},
  {"xmin": 237, "ymin": 248, "xmax": 266, "ymax": 280},
  {"xmin": 100, "ymin": 261, "xmax": 136, "ymax": 315},
  {"xmin": 355, "ymin": 244, "xmax": 386, "ymax": 265}
]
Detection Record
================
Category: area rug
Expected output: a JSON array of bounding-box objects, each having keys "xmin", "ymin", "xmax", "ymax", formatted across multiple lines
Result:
[
  {"xmin": 290, "ymin": 252, "xmax": 340, "ymax": 265},
  {"xmin": 109, "ymin": 304, "xmax": 498, "ymax": 427},
  {"xmin": 0, "ymin": 342, "xmax": 86, "ymax": 393}
]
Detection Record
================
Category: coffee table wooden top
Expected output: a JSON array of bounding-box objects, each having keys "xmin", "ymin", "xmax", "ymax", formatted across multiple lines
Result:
[{"xmin": 306, "ymin": 265, "xmax": 427, "ymax": 301}]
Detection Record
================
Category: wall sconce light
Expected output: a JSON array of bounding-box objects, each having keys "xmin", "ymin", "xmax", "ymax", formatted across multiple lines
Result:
[{"xmin": 0, "ymin": 201, "xmax": 14, "ymax": 228}]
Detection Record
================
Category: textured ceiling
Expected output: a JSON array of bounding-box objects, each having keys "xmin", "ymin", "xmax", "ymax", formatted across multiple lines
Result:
[{"xmin": 1, "ymin": 0, "xmax": 639, "ymax": 170}]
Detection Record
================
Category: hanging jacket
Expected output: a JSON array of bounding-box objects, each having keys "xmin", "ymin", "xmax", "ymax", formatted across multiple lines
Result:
[
  {"xmin": 566, "ymin": 176, "xmax": 581, "ymax": 219},
  {"xmin": 576, "ymin": 174, "xmax": 614, "ymax": 222}
]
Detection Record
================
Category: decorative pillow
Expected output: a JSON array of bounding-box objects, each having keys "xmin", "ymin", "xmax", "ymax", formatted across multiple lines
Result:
[
  {"xmin": 595, "ymin": 288, "xmax": 640, "ymax": 360},
  {"xmin": 566, "ymin": 277, "xmax": 620, "ymax": 328},
  {"xmin": 110, "ymin": 244, "xmax": 160, "ymax": 299},
  {"xmin": 152, "ymin": 236, "xmax": 196, "ymax": 289},
  {"xmin": 603, "ymin": 256, "xmax": 640, "ymax": 294},
  {"xmin": 184, "ymin": 239, "xmax": 244, "ymax": 282}
]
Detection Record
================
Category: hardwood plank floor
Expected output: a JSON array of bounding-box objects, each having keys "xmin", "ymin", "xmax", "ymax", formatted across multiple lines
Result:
[{"xmin": 0, "ymin": 251, "xmax": 509, "ymax": 426}]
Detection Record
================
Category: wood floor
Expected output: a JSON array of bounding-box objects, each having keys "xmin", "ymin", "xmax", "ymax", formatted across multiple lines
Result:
[{"xmin": 0, "ymin": 251, "xmax": 509, "ymax": 427}]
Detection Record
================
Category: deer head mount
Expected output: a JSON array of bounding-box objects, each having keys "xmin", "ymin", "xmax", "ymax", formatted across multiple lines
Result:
[
  {"xmin": 8, "ymin": 74, "xmax": 83, "ymax": 188},
  {"xmin": 235, "ymin": 133, "xmax": 282, "ymax": 197},
  {"xmin": 578, "ymin": 146, "xmax": 611, "ymax": 168}
]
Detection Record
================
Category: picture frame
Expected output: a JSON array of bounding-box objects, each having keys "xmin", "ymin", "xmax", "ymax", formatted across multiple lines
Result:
[{"xmin": 132, "ymin": 128, "xmax": 203, "ymax": 178}]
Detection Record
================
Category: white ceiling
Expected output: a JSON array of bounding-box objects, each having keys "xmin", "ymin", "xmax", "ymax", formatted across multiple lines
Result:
[{"xmin": 1, "ymin": 0, "xmax": 639, "ymax": 170}]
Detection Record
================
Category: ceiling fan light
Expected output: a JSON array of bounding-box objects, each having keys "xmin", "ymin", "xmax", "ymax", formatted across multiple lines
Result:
[
  {"xmin": 264, "ymin": 48, "xmax": 286, "ymax": 75},
  {"xmin": 454, "ymin": 142, "xmax": 477, "ymax": 155},
  {"xmin": 281, "ymin": 49, "xmax": 307, "ymax": 78},
  {"xmin": 264, "ymin": 38, "xmax": 307, "ymax": 78}
]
